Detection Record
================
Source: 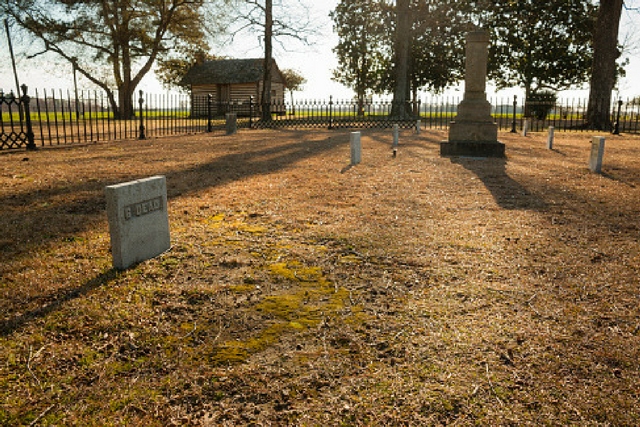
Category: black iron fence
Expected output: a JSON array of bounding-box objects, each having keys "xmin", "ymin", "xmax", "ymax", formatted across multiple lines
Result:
[
  {"xmin": 1, "ymin": 88, "xmax": 231, "ymax": 149},
  {"xmin": 2, "ymin": 86, "xmax": 639, "ymax": 150}
]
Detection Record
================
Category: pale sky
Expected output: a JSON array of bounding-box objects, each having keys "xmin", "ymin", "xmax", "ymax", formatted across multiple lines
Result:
[{"xmin": 1, "ymin": 1, "xmax": 639, "ymax": 100}]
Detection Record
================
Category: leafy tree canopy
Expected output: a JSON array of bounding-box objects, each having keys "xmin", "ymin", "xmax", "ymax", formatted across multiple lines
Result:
[
  {"xmin": 281, "ymin": 69, "xmax": 307, "ymax": 93},
  {"xmin": 156, "ymin": 51, "xmax": 221, "ymax": 90},
  {"xmin": 330, "ymin": 0, "xmax": 388, "ymax": 101},
  {"xmin": 481, "ymin": 0, "xmax": 597, "ymax": 98},
  {"xmin": 398, "ymin": 0, "xmax": 473, "ymax": 96},
  {"xmin": 331, "ymin": 0, "xmax": 472, "ymax": 104}
]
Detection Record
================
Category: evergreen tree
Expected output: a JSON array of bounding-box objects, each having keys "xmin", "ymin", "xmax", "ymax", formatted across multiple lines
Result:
[
  {"xmin": 483, "ymin": 0, "xmax": 596, "ymax": 102},
  {"xmin": 330, "ymin": 0, "xmax": 387, "ymax": 115},
  {"xmin": 332, "ymin": 0, "xmax": 471, "ymax": 116},
  {"xmin": 405, "ymin": 0, "xmax": 472, "ymax": 107}
]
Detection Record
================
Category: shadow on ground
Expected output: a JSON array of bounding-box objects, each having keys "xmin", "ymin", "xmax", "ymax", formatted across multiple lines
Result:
[
  {"xmin": 0, "ymin": 268, "xmax": 118, "ymax": 336},
  {"xmin": 450, "ymin": 156, "xmax": 548, "ymax": 211},
  {"xmin": 0, "ymin": 130, "xmax": 348, "ymax": 331}
]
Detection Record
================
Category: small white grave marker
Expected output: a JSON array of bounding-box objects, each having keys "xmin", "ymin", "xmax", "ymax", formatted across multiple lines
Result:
[
  {"xmin": 105, "ymin": 176, "xmax": 171, "ymax": 270},
  {"xmin": 589, "ymin": 136, "xmax": 605, "ymax": 173},
  {"xmin": 350, "ymin": 132, "xmax": 361, "ymax": 165},
  {"xmin": 522, "ymin": 119, "xmax": 529, "ymax": 137},
  {"xmin": 416, "ymin": 119, "xmax": 421, "ymax": 135},
  {"xmin": 547, "ymin": 126, "xmax": 555, "ymax": 149},
  {"xmin": 393, "ymin": 124, "xmax": 399, "ymax": 148}
]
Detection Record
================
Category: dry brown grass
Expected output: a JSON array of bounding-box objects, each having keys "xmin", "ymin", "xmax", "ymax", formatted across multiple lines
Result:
[{"xmin": 1, "ymin": 128, "xmax": 639, "ymax": 426}]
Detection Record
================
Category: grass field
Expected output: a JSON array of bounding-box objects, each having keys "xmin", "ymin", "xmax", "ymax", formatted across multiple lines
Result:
[{"xmin": 1, "ymin": 129, "xmax": 639, "ymax": 425}]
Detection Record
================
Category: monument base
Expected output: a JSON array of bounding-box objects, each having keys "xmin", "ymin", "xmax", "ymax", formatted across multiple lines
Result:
[
  {"xmin": 440, "ymin": 141, "xmax": 505, "ymax": 158},
  {"xmin": 448, "ymin": 120, "xmax": 498, "ymax": 143}
]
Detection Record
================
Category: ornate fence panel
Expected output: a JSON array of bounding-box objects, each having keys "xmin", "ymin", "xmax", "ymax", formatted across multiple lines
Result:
[
  {"xmin": 0, "ymin": 85, "xmax": 36, "ymax": 150},
  {"xmin": 253, "ymin": 97, "xmax": 420, "ymax": 130}
]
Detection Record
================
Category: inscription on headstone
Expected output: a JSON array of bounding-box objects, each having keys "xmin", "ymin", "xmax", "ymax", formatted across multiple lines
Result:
[
  {"xmin": 124, "ymin": 197, "xmax": 163, "ymax": 220},
  {"xmin": 105, "ymin": 176, "xmax": 171, "ymax": 270}
]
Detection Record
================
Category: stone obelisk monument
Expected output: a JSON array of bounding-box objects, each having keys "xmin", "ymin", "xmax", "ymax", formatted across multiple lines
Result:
[{"xmin": 441, "ymin": 30, "xmax": 505, "ymax": 157}]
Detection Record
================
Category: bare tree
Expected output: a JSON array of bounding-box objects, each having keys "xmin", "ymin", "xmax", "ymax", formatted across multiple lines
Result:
[
  {"xmin": 3, "ymin": 0, "xmax": 225, "ymax": 118},
  {"xmin": 262, "ymin": 0, "xmax": 274, "ymax": 120},
  {"xmin": 229, "ymin": 0, "xmax": 316, "ymax": 120}
]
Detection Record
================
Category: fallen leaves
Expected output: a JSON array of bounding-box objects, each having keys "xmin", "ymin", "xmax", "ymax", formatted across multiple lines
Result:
[{"xmin": 1, "ymin": 129, "xmax": 639, "ymax": 425}]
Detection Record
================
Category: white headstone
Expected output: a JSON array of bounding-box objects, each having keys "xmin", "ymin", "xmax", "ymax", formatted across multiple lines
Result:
[
  {"xmin": 105, "ymin": 176, "xmax": 171, "ymax": 270},
  {"xmin": 522, "ymin": 119, "xmax": 529, "ymax": 137},
  {"xmin": 547, "ymin": 126, "xmax": 555, "ymax": 149},
  {"xmin": 350, "ymin": 132, "xmax": 361, "ymax": 165},
  {"xmin": 393, "ymin": 124, "xmax": 399, "ymax": 148},
  {"xmin": 589, "ymin": 136, "xmax": 605, "ymax": 173},
  {"xmin": 416, "ymin": 119, "xmax": 421, "ymax": 135}
]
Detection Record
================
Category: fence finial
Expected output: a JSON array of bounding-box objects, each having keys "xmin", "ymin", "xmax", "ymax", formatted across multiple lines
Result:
[
  {"xmin": 613, "ymin": 99, "xmax": 623, "ymax": 135},
  {"xmin": 138, "ymin": 90, "xmax": 146, "ymax": 140},
  {"xmin": 510, "ymin": 95, "xmax": 517, "ymax": 133}
]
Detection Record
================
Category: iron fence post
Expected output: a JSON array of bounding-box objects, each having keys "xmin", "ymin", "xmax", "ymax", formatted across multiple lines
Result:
[
  {"xmin": 613, "ymin": 99, "xmax": 623, "ymax": 135},
  {"xmin": 249, "ymin": 96, "xmax": 254, "ymax": 128},
  {"xmin": 138, "ymin": 90, "xmax": 146, "ymax": 140},
  {"xmin": 328, "ymin": 95, "xmax": 333, "ymax": 130},
  {"xmin": 510, "ymin": 95, "xmax": 517, "ymax": 133},
  {"xmin": 207, "ymin": 94, "xmax": 213, "ymax": 132},
  {"xmin": 20, "ymin": 84, "xmax": 36, "ymax": 150}
]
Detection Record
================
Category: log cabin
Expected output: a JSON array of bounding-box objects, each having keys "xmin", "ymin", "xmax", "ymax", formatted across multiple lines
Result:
[{"xmin": 181, "ymin": 58, "xmax": 286, "ymax": 116}]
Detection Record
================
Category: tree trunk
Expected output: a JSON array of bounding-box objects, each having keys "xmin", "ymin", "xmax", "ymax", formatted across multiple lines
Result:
[
  {"xmin": 390, "ymin": 0, "xmax": 411, "ymax": 118},
  {"xmin": 357, "ymin": 89, "xmax": 365, "ymax": 117},
  {"xmin": 117, "ymin": 87, "xmax": 135, "ymax": 121},
  {"xmin": 586, "ymin": 0, "xmax": 623, "ymax": 130},
  {"xmin": 261, "ymin": 0, "xmax": 273, "ymax": 121},
  {"xmin": 523, "ymin": 83, "xmax": 532, "ymax": 118}
]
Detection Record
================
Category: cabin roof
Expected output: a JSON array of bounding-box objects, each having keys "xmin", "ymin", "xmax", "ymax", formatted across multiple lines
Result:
[{"xmin": 182, "ymin": 58, "xmax": 284, "ymax": 86}]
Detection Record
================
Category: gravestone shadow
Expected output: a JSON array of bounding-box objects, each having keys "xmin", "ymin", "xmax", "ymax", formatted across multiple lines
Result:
[
  {"xmin": 0, "ymin": 268, "xmax": 118, "ymax": 337},
  {"xmin": 450, "ymin": 156, "xmax": 547, "ymax": 211}
]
